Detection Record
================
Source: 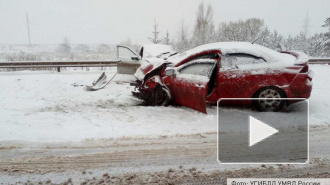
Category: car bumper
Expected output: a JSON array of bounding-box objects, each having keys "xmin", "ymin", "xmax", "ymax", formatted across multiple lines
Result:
[{"xmin": 283, "ymin": 72, "xmax": 313, "ymax": 104}]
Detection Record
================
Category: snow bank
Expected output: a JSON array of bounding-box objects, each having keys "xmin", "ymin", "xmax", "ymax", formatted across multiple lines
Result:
[
  {"xmin": 0, "ymin": 70, "xmax": 216, "ymax": 142},
  {"xmin": 0, "ymin": 65, "xmax": 328, "ymax": 142},
  {"xmin": 308, "ymin": 65, "xmax": 330, "ymax": 125}
]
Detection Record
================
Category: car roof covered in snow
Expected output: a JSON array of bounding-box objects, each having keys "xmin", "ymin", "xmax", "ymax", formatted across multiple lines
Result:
[{"xmin": 167, "ymin": 42, "xmax": 296, "ymax": 65}]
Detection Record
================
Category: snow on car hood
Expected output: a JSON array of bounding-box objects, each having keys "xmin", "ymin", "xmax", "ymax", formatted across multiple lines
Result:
[
  {"xmin": 168, "ymin": 42, "xmax": 297, "ymax": 65},
  {"xmin": 134, "ymin": 44, "xmax": 174, "ymax": 80},
  {"xmin": 134, "ymin": 58, "xmax": 168, "ymax": 81}
]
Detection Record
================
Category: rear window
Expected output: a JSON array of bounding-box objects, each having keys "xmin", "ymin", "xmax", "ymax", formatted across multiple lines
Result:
[{"xmin": 221, "ymin": 53, "xmax": 265, "ymax": 68}]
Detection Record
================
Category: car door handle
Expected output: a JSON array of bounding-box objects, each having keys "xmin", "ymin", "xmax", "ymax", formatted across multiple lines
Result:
[{"xmin": 195, "ymin": 84, "xmax": 204, "ymax": 88}]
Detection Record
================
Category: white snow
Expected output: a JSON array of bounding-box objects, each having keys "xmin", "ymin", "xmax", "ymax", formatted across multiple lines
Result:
[
  {"xmin": 290, "ymin": 50, "xmax": 310, "ymax": 65},
  {"xmin": 168, "ymin": 42, "xmax": 297, "ymax": 65},
  {"xmin": 137, "ymin": 42, "xmax": 301, "ymax": 80},
  {"xmin": 142, "ymin": 44, "xmax": 173, "ymax": 58},
  {"xmin": 0, "ymin": 69, "xmax": 215, "ymax": 142},
  {"xmin": 308, "ymin": 65, "xmax": 330, "ymax": 125},
  {"xmin": 134, "ymin": 58, "xmax": 168, "ymax": 80},
  {"xmin": 176, "ymin": 74, "xmax": 210, "ymax": 84},
  {"xmin": 0, "ymin": 64, "xmax": 328, "ymax": 143},
  {"xmin": 237, "ymin": 62, "xmax": 290, "ymax": 71}
]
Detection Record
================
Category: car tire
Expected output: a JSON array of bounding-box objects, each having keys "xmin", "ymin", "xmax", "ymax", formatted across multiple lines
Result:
[
  {"xmin": 253, "ymin": 87, "xmax": 286, "ymax": 112},
  {"xmin": 149, "ymin": 86, "xmax": 171, "ymax": 106}
]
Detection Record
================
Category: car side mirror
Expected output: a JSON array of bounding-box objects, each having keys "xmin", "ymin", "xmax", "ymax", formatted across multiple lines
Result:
[
  {"xmin": 131, "ymin": 56, "xmax": 141, "ymax": 61},
  {"xmin": 165, "ymin": 69, "xmax": 175, "ymax": 77}
]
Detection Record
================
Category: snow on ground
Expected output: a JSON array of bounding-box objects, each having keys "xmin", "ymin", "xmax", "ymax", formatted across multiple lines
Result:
[
  {"xmin": 308, "ymin": 65, "xmax": 330, "ymax": 125},
  {"xmin": 0, "ymin": 65, "xmax": 328, "ymax": 142},
  {"xmin": 0, "ymin": 68, "xmax": 216, "ymax": 142}
]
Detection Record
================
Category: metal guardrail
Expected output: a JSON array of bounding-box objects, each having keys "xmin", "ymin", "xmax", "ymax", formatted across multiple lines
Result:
[
  {"xmin": 309, "ymin": 58, "xmax": 330, "ymax": 64},
  {"xmin": 0, "ymin": 58, "xmax": 328, "ymax": 73},
  {"xmin": 0, "ymin": 60, "xmax": 119, "ymax": 72}
]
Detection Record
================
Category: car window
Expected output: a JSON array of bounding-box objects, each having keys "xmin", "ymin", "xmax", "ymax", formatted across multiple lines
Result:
[
  {"xmin": 179, "ymin": 62, "xmax": 215, "ymax": 76},
  {"xmin": 221, "ymin": 53, "xmax": 265, "ymax": 69},
  {"xmin": 193, "ymin": 53, "xmax": 220, "ymax": 60},
  {"xmin": 118, "ymin": 47, "xmax": 137, "ymax": 58}
]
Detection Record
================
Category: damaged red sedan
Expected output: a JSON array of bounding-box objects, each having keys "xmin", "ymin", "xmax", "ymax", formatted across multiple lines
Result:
[{"xmin": 130, "ymin": 42, "xmax": 313, "ymax": 113}]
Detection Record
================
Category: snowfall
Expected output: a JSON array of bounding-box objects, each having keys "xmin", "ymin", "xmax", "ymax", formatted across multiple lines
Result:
[{"xmin": 0, "ymin": 65, "xmax": 329, "ymax": 143}]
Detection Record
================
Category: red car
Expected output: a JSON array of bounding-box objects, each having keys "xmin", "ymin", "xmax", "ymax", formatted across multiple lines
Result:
[{"xmin": 131, "ymin": 42, "xmax": 313, "ymax": 113}]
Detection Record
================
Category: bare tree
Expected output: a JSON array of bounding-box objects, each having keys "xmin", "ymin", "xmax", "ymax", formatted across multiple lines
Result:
[
  {"xmin": 192, "ymin": 2, "xmax": 215, "ymax": 47},
  {"xmin": 322, "ymin": 17, "xmax": 330, "ymax": 52},
  {"xmin": 175, "ymin": 20, "xmax": 191, "ymax": 52},
  {"xmin": 307, "ymin": 33, "xmax": 327, "ymax": 57},
  {"xmin": 163, "ymin": 30, "xmax": 170, "ymax": 45},
  {"xmin": 97, "ymin": 44, "xmax": 111, "ymax": 54},
  {"xmin": 217, "ymin": 18, "xmax": 264, "ymax": 42},
  {"xmin": 171, "ymin": 2, "xmax": 330, "ymax": 57},
  {"xmin": 149, "ymin": 19, "xmax": 161, "ymax": 44},
  {"xmin": 257, "ymin": 27, "xmax": 284, "ymax": 50},
  {"xmin": 120, "ymin": 37, "xmax": 132, "ymax": 47},
  {"xmin": 56, "ymin": 37, "xmax": 71, "ymax": 53},
  {"xmin": 74, "ymin": 44, "xmax": 90, "ymax": 53},
  {"xmin": 323, "ymin": 17, "xmax": 330, "ymax": 28}
]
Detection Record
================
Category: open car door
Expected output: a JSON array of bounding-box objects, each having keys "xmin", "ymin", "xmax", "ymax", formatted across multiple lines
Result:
[
  {"xmin": 117, "ymin": 45, "xmax": 141, "ymax": 75},
  {"xmin": 166, "ymin": 60, "xmax": 217, "ymax": 113},
  {"xmin": 171, "ymin": 77, "xmax": 209, "ymax": 113}
]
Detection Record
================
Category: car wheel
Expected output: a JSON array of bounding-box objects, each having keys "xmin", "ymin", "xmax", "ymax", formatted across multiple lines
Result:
[
  {"xmin": 150, "ymin": 86, "xmax": 171, "ymax": 106},
  {"xmin": 253, "ymin": 87, "xmax": 285, "ymax": 112}
]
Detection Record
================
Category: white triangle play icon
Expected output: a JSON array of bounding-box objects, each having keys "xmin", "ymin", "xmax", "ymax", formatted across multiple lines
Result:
[{"xmin": 249, "ymin": 116, "xmax": 278, "ymax": 147}]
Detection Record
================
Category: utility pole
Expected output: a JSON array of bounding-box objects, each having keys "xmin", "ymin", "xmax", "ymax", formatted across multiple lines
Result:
[{"xmin": 26, "ymin": 12, "xmax": 31, "ymax": 47}]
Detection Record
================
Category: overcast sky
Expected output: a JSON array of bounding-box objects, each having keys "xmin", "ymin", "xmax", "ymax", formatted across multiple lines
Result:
[{"xmin": 0, "ymin": 0, "xmax": 329, "ymax": 45}]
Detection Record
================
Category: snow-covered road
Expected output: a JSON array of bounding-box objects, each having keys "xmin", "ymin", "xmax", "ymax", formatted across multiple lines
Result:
[{"xmin": 0, "ymin": 65, "xmax": 329, "ymax": 142}]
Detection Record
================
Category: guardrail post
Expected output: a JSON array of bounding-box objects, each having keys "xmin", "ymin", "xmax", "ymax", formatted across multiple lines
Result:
[{"xmin": 57, "ymin": 67, "xmax": 61, "ymax": 72}]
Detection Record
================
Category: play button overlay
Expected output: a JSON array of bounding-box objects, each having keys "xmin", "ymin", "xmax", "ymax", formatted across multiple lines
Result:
[
  {"xmin": 217, "ymin": 98, "xmax": 308, "ymax": 164},
  {"xmin": 249, "ymin": 116, "xmax": 278, "ymax": 147}
]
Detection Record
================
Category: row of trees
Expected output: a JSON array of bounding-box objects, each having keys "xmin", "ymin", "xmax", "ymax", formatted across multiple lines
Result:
[
  {"xmin": 0, "ymin": 38, "xmax": 116, "ymax": 61},
  {"xmin": 148, "ymin": 2, "xmax": 330, "ymax": 57},
  {"xmin": 57, "ymin": 2, "xmax": 330, "ymax": 58},
  {"xmin": 56, "ymin": 37, "xmax": 113, "ymax": 54}
]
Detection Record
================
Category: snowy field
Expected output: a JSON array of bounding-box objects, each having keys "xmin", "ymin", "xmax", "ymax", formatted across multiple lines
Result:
[{"xmin": 0, "ymin": 65, "xmax": 329, "ymax": 143}]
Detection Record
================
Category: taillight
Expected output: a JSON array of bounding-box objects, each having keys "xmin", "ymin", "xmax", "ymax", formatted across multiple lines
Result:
[{"xmin": 300, "ymin": 65, "xmax": 309, "ymax": 73}]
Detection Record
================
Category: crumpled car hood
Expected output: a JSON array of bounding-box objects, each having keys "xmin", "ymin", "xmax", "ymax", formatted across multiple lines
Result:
[{"xmin": 134, "ymin": 58, "xmax": 169, "ymax": 81}]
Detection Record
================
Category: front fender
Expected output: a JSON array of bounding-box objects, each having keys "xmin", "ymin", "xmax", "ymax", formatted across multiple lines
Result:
[{"xmin": 143, "ymin": 75, "xmax": 169, "ymax": 91}]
